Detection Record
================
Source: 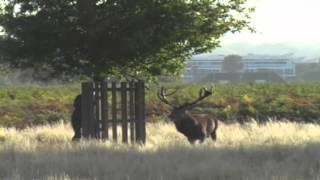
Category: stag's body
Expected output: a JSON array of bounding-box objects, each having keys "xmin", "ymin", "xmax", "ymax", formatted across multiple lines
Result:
[
  {"xmin": 158, "ymin": 87, "xmax": 219, "ymax": 144},
  {"xmin": 169, "ymin": 108, "xmax": 218, "ymax": 143}
]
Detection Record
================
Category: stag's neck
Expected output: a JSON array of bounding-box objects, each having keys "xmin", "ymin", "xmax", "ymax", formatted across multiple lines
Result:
[{"xmin": 172, "ymin": 113, "xmax": 196, "ymax": 123}]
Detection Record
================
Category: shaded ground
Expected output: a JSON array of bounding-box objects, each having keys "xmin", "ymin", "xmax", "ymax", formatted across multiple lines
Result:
[{"xmin": 1, "ymin": 143, "xmax": 320, "ymax": 180}]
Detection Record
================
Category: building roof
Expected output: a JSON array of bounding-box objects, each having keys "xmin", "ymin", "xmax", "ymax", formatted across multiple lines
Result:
[
  {"xmin": 202, "ymin": 72, "xmax": 286, "ymax": 83},
  {"xmin": 191, "ymin": 53, "xmax": 297, "ymax": 62}
]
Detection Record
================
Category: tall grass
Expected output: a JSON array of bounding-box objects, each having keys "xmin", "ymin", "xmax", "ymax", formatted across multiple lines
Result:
[{"xmin": 1, "ymin": 121, "xmax": 320, "ymax": 180}]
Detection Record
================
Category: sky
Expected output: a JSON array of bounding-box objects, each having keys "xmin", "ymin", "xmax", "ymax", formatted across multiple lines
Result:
[
  {"xmin": 2, "ymin": 0, "xmax": 319, "ymax": 45},
  {"xmin": 222, "ymin": 0, "xmax": 320, "ymax": 45},
  {"xmin": 1, "ymin": 0, "xmax": 319, "ymax": 56}
]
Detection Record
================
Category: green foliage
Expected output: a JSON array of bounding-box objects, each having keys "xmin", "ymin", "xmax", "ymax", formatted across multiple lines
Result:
[
  {"xmin": 0, "ymin": 0, "xmax": 253, "ymax": 80},
  {"xmin": 2, "ymin": 83, "xmax": 320, "ymax": 127},
  {"xmin": 148, "ymin": 83, "xmax": 320, "ymax": 123},
  {"xmin": 0, "ymin": 85, "xmax": 80, "ymax": 127}
]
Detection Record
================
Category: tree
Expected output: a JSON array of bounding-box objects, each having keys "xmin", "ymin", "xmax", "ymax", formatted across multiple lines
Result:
[
  {"xmin": 0, "ymin": 0, "xmax": 254, "ymax": 80},
  {"xmin": 222, "ymin": 54, "xmax": 243, "ymax": 73}
]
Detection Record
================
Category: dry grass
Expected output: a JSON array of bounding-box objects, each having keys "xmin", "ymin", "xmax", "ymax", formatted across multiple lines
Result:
[{"xmin": 1, "ymin": 121, "xmax": 320, "ymax": 180}]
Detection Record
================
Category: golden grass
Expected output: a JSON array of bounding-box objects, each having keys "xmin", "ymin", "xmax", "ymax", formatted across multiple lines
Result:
[{"xmin": 1, "ymin": 121, "xmax": 320, "ymax": 180}]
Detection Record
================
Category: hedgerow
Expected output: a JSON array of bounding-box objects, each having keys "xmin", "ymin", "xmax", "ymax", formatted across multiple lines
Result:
[{"xmin": 1, "ymin": 83, "xmax": 320, "ymax": 127}]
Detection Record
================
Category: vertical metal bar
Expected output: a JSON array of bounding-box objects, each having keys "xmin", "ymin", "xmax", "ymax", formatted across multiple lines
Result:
[
  {"xmin": 140, "ymin": 81, "xmax": 146, "ymax": 144},
  {"xmin": 121, "ymin": 82, "xmax": 128, "ymax": 143},
  {"xmin": 112, "ymin": 82, "xmax": 117, "ymax": 142},
  {"xmin": 81, "ymin": 82, "xmax": 94, "ymax": 138},
  {"xmin": 94, "ymin": 81, "xmax": 101, "ymax": 139},
  {"xmin": 101, "ymin": 81, "xmax": 108, "ymax": 139},
  {"xmin": 135, "ymin": 81, "xmax": 146, "ymax": 144},
  {"xmin": 129, "ymin": 81, "xmax": 135, "ymax": 143},
  {"xmin": 88, "ymin": 82, "xmax": 95, "ymax": 138},
  {"xmin": 81, "ymin": 82, "xmax": 89, "ymax": 138}
]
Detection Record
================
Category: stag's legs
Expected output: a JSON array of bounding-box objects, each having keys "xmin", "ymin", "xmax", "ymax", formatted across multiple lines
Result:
[
  {"xmin": 210, "ymin": 131, "xmax": 217, "ymax": 141},
  {"xmin": 188, "ymin": 137, "xmax": 206, "ymax": 144},
  {"xmin": 72, "ymin": 132, "xmax": 81, "ymax": 141},
  {"xmin": 188, "ymin": 138, "xmax": 196, "ymax": 144}
]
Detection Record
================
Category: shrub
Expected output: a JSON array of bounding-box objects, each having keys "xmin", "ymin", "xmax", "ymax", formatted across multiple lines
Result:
[{"xmin": 1, "ymin": 83, "xmax": 320, "ymax": 127}]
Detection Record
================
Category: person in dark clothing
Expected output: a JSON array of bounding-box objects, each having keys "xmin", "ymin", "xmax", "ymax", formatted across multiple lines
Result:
[{"xmin": 71, "ymin": 94, "xmax": 82, "ymax": 141}]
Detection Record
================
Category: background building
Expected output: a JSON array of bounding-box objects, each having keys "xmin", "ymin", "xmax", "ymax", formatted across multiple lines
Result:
[{"xmin": 182, "ymin": 54, "xmax": 296, "ymax": 82}]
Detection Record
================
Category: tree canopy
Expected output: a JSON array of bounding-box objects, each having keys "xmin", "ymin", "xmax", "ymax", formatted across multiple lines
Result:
[{"xmin": 0, "ymin": 0, "xmax": 254, "ymax": 80}]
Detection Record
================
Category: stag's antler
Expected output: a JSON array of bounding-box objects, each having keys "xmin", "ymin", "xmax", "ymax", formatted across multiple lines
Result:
[
  {"xmin": 179, "ymin": 86, "xmax": 213, "ymax": 109},
  {"xmin": 158, "ymin": 86, "xmax": 214, "ymax": 109},
  {"xmin": 157, "ymin": 87, "xmax": 179, "ymax": 107}
]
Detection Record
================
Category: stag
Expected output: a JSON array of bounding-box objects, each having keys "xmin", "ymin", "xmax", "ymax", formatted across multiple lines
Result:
[{"xmin": 158, "ymin": 87, "xmax": 219, "ymax": 144}]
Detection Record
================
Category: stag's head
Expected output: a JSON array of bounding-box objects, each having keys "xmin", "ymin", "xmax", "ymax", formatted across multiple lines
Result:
[{"xmin": 157, "ymin": 87, "xmax": 213, "ymax": 121}]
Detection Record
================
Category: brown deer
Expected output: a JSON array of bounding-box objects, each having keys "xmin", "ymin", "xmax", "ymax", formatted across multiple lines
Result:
[{"xmin": 158, "ymin": 87, "xmax": 219, "ymax": 144}]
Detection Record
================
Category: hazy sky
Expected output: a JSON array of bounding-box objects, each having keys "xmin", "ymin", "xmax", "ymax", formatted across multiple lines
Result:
[
  {"xmin": 1, "ymin": 0, "xmax": 319, "ymax": 45},
  {"xmin": 222, "ymin": 0, "xmax": 320, "ymax": 45}
]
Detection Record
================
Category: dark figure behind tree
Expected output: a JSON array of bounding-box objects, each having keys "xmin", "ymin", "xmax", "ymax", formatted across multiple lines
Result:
[{"xmin": 71, "ymin": 94, "xmax": 82, "ymax": 141}]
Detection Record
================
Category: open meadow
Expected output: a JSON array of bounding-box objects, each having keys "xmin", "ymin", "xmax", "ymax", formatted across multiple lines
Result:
[
  {"xmin": 1, "ymin": 121, "xmax": 320, "ymax": 180},
  {"xmin": 1, "ymin": 0, "xmax": 320, "ymax": 179}
]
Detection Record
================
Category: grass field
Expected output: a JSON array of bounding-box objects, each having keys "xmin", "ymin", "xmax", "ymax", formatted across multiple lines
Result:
[{"xmin": 1, "ymin": 121, "xmax": 320, "ymax": 180}]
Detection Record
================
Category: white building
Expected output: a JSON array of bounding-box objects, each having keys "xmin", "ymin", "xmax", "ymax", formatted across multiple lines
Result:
[{"xmin": 182, "ymin": 54, "xmax": 296, "ymax": 82}]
